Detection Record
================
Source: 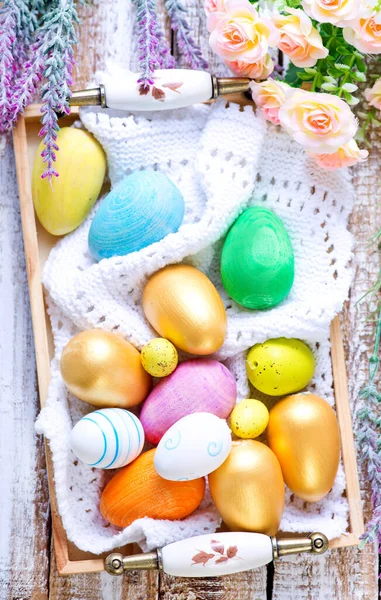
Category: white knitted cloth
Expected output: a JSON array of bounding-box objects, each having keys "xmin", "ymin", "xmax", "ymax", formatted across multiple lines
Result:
[{"xmin": 36, "ymin": 98, "xmax": 354, "ymax": 554}]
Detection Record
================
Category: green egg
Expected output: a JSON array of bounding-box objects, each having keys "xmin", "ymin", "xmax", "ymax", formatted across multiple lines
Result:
[
  {"xmin": 221, "ymin": 206, "xmax": 294, "ymax": 309},
  {"xmin": 246, "ymin": 338, "xmax": 315, "ymax": 396}
]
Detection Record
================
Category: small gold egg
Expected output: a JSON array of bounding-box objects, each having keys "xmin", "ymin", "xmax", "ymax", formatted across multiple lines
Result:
[
  {"xmin": 267, "ymin": 393, "xmax": 340, "ymax": 502},
  {"xmin": 60, "ymin": 329, "xmax": 152, "ymax": 408},
  {"xmin": 208, "ymin": 440, "xmax": 284, "ymax": 535},
  {"xmin": 142, "ymin": 264, "xmax": 227, "ymax": 355},
  {"xmin": 230, "ymin": 399, "xmax": 269, "ymax": 439},
  {"xmin": 141, "ymin": 338, "xmax": 178, "ymax": 377}
]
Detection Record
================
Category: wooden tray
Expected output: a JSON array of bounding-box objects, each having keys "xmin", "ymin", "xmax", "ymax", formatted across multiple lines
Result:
[{"xmin": 12, "ymin": 103, "xmax": 365, "ymax": 576}]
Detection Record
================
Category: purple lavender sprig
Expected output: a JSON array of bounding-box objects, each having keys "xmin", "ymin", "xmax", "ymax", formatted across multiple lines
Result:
[
  {"xmin": 154, "ymin": 20, "xmax": 176, "ymax": 69},
  {"xmin": 165, "ymin": 0, "xmax": 208, "ymax": 70},
  {"xmin": 134, "ymin": 0, "xmax": 161, "ymax": 92},
  {"xmin": 0, "ymin": 0, "xmax": 18, "ymax": 131},
  {"xmin": 36, "ymin": 0, "xmax": 79, "ymax": 180},
  {"xmin": 357, "ymin": 307, "xmax": 381, "ymax": 548}
]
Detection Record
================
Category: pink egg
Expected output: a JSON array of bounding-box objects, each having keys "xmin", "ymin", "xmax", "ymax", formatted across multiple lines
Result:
[{"xmin": 140, "ymin": 359, "xmax": 237, "ymax": 444}]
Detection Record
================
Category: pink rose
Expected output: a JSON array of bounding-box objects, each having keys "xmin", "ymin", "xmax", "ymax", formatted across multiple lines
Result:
[
  {"xmin": 225, "ymin": 53, "xmax": 274, "ymax": 79},
  {"xmin": 311, "ymin": 139, "xmax": 368, "ymax": 169},
  {"xmin": 273, "ymin": 8, "xmax": 328, "ymax": 68},
  {"xmin": 209, "ymin": 0, "xmax": 277, "ymax": 63},
  {"xmin": 344, "ymin": 14, "xmax": 381, "ymax": 54},
  {"xmin": 250, "ymin": 80, "xmax": 289, "ymax": 125},
  {"xmin": 205, "ymin": 0, "xmax": 227, "ymax": 32},
  {"xmin": 365, "ymin": 78, "xmax": 381, "ymax": 110},
  {"xmin": 278, "ymin": 89, "xmax": 358, "ymax": 154},
  {"xmin": 302, "ymin": 0, "xmax": 358, "ymax": 26}
]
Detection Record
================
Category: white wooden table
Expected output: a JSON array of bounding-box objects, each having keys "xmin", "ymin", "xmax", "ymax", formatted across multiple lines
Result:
[{"xmin": 0, "ymin": 0, "xmax": 379, "ymax": 597}]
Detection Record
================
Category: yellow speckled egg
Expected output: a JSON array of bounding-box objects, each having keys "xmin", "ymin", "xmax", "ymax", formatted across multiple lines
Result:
[
  {"xmin": 246, "ymin": 338, "xmax": 315, "ymax": 396},
  {"xmin": 32, "ymin": 127, "xmax": 106, "ymax": 235},
  {"xmin": 142, "ymin": 264, "xmax": 227, "ymax": 355},
  {"xmin": 141, "ymin": 338, "xmax": 178, "ymax": 377},
  {"xmin": 230, "ymin": 399, "xmax": 269, "ymax": 439}
]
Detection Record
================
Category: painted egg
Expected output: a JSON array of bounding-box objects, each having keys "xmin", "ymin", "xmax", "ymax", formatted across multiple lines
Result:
[
  {"xmin": 140, "ymin": 358, "xmax": 237, "ymax": 444},
  {"xmin": 70, "ymin": 408, "xmax": 144, "ymax": 469},
  {"xmin": 246, "ymin": 338, "xmax": 315, "ymax": 396},
  {"xmin": 230, "ymin": 399, "xmax": 269, "ymax": 439},
  {"xmin": 88, "ymin": 169, "xmax": 184, "ymax": 261},
  {"xmin": 267, "ymin": 393, "xmax": 340, "ymax": 502},
  {"xmin": 143, "ymin": 264, "xmax": 227, "ymax": 355},
  {"xmin": 154, "ymin": 412, "xmax": 232, "ymax": 481},
  {"xmin": 208, "ymin": 440, "xmax": 285, "ymax": 535},
  {"xmin": 100, "ymin": 449, "xmax": 205, "ymax": 527},
  {"xmin": 141, "ymin": 338, "xmax": 178, "ymax": 377},
  {"xmin": 60, "ymin": 329, "xmax": 152, "ymax": 408},
  {"xmin": 32, "ymin": 127, "xmax": 106, "ymax": 235},
  {"xmin": 221, "ymin": 207, "xmax": 294, "ymax": 309}
]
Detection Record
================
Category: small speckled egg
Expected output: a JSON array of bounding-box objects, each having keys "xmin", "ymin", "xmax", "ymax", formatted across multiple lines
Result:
[
  {"xmin": 154, "ymin": 412, "xmax": 232, "ymax": 481},
  {"xmin": 246, "ymin": 338, "xmax": 315, "ymax": 396},
  {"xmin": 141, "ymin": 338, "xmax": 178, "ymax": 377},
  {"xmin": 70, "ymin": 408, "xmax": 144, "ymax": 469},
  {"xmin": 230, "ymin": 399, "xmax": 269, "ymax": 439}
]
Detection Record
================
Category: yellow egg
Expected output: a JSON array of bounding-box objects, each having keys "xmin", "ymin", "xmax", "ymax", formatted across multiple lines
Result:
[
  {"xmin": 267, "ymin": 393, "xmax": 340, "ymax": 502},
  {"xmin": 141, "ymin": 338, "xmax": 178, "ymax": 377},
  {"xmin": 142, "ymin": 264, "xmax": 227, "ymax": 355},
  {"xmin": 208, "ymin": 440, "xmax": 284, "ymax": 535},
  {"xmin": 246, "ymin": 338, "xmax": 315, "ymax": 396},
  {"xmin": 230, "ymin": 399, "xmax": 269, "ymax": 439},
  {"xmin": 32, "ymin": 127, "xmax": 106, "ymax": 235},
  {"xmin": 60, "ymin": 329, "xmax": 152, "ymax": 408}
]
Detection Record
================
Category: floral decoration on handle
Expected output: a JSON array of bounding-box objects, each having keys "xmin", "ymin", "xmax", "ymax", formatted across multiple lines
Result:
[{"xmin": 191, "ymin": 539, "xmax": 242, "ymax": 567}]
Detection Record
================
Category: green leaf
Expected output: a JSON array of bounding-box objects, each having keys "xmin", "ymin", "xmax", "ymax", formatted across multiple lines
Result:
[
  {"xmin": 304, "ymin": 67, "xmax": 317, "ymax": 75},
  {"xmin": 321, "ymin": 83, "xmax": 338, "ymax": 92},
  {"xmin": 297, "ymin": 72, "xmax": 315, "ymax": 81},
  {"xmin": 343, "ymin": 90, "xmax": 360, "ymax": 105},
  {"xmin": 353, "ymin": 71, "xmax": 367, "ymax": 82},
  {"xmin": 323, "ymin": 75, "xmax": 337, "ymax": 84},
  {"xmin": 342, "ymin": 83, "xmax": 358, "ymax": 93},
  {"xmin": 356, "ymin": 57, "xmax": 367, "ymax": 71},
  {"xmin": 285, "ymin": 62, "xmax": 304, "ymax": 86},
  {"xmin": 337, "ymin": 45, "xmax": 352, "ymax": 56},
  {"xmin": 334, "ymin": 62, "xmax": 351, "ymax": 71},
  {"xmin": 328, "ymin": 67, "xmax": 343, "ymax": 78}
]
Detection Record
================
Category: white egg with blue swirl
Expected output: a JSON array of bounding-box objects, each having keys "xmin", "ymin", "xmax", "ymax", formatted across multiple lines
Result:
[
  {"xmin": 154, "ymin": 412, "xmax": 232, "ymax": 481},
  {"xmin": 70, "ymin": 408, "xmax": 144, "ymax": 469}
]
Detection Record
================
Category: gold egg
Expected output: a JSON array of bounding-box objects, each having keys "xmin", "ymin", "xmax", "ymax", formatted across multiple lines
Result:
[
  {"xmin": 60, "ymin": 329, "xmax": 152, "ymax": 408},
  {"xmin": 142, "ymin": 265, "xmax": 227, "ymax": 355},
  {"xmin": 267, "ymin": 393, "xmax": 340, "ymax": 503},
  {"xmin": 208, "ymin": 440, "xmax": 284, "ymax": 535}
]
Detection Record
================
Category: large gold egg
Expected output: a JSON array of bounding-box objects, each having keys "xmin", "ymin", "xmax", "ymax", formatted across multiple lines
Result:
[
  {"xmin": 208, "ymin": 440, "xmax": 284, "ymax": 535},
  {"xmin": 142, "ymin": 265, "xmax": 227, "ymax": 355},
  {"xmin": 267, "ymin": 393, "xmax": 340, "ymax": 502},
  {"xmin": 60, "ymin": 329, "xmax": 152, "ymax": 408}
]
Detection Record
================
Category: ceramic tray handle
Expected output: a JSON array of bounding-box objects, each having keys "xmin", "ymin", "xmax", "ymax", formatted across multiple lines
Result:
[
  {"xmin": 105, "ymin": 532, "xmax": 329, "ymax": 578},
  {"xmin": 69, "ymin": 70, "xmax": 252, "ymax": 112}
]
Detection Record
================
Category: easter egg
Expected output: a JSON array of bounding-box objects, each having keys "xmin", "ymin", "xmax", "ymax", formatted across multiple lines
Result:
[
  {"xmin": 100, "ymin": 448, "xmax": 205, "ymax": 527},
  {"xmin": 230, "ymin": 399, "xmax": 269, "ymax": 439},
  {"xmin": 88, "ymin": 170, "xmax": 184, "ymax": 261},
  {"xmin": 154, "ymin": 412, "xmax": 232, "ymax": 481},
  {"xmin": 60, "ymin": 329, "xmax": 152, "ymax": 408},
  {"xmin": 208, "ymin": 440, "xmax": 284, "ymax": 535},
  {"xmin": 267, "ymin": 393, "xmax": 340, "ymax": 502},
  {"xmin": 32, "ymin": 127, "xmax": 106, "ymax": 235},
  {"xmin": 143, "ymin": 264, "xmax": 227, "ymax": 355},
  {"xmin": 70, "ymin": 408, "xmax": 144, "ymax": 469},
  {"xmin": 140, "ymin": 359, "xmax": 237, "ymax": 444},
  {"xmin": 221, "ymin": 207, "xmax": 294, "ymax": 309},
  {"xmin": 246, "ymin": 338, "xmax": 315, "ymax": 396},
  {"xmin": 141, "ymin": 338, "xmax": 178, "ymax": 377}
]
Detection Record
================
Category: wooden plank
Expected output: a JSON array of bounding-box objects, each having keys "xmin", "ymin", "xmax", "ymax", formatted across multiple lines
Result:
[{"xmin": 0, "ymin": 140, "xmax": 50, "ymax": 599}]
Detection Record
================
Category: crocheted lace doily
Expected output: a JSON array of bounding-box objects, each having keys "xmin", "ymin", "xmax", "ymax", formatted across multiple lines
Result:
[{"xmin": 36, "ymin": 99, "xmax": 354, "ymax": 554}]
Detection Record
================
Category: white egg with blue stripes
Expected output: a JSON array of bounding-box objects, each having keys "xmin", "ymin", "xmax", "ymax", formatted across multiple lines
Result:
[
  {"xmin": 70, "ymin": 408, "xmax": 144, "ymax": 469},
  {"xmin": 154, "ymin": 412, "xmax": 232, "ymax": 481}
]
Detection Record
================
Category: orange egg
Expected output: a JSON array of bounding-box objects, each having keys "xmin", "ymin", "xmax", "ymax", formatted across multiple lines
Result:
[{"xmin": 100, "ymin": 449, "xmax": 205, "ymax": 527}]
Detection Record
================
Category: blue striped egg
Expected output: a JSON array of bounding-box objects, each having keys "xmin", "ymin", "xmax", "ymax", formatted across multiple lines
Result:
[
  {"xmin": 70, "ymin": 408, "xmax": 144, "ymax": 469},
  {"xmin": 88, "ymin": 169, "xmax": 185, "ymax": 261}
]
